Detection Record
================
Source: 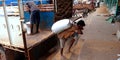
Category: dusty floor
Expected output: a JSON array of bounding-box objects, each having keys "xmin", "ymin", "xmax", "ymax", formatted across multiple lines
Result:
[{"xmin": 45, "ymin": 11, "xmax": 120, "ymax": 60}]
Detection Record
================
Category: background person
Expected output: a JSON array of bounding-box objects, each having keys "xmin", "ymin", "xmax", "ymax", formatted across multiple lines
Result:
[{"xmin": 26, "ymin": 1, "xmax": 40, "ymax": 35}]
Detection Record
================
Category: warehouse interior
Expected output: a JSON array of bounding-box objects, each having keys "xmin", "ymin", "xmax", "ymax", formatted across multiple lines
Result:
[{"xmin": 0, "ymin": 0, "xmax": 120, "ymax": 60}]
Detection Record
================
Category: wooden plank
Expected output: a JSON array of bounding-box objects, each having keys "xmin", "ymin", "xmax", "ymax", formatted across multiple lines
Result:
[
  {"xmin": 5, "ymin": 30, "xmax": 54, "ymax": 49},
  {"xmin": 73, "ymin": 3, "xmax": 94, "ymax": 10},
  {"xmin": 38, "ymin": 4, "xmax": 54, "ymax": 12},
  {"xmin": 26, "ymin": 30, "xmax": 54, "ymax": 49}
]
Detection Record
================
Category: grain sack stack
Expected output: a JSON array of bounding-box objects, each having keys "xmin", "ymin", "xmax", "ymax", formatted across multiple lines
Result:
[{"xmin": 95, "ymin": 4, "xmax": 110, "ymax": 16}]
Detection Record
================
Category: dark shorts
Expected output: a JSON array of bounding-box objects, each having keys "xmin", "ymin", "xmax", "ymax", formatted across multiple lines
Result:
[{"xmin": 30, "ymin": 10, "xmax": 40, "ymax": 24}]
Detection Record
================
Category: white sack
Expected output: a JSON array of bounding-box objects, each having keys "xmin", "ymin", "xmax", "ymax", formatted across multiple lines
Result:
[
  {"xmin": 51, "ymin": 19, "xmax": 72, "ymax": 34},
  {"xmin": 23, "ymin": 22, "xmax": 31, "ymax": 34}
]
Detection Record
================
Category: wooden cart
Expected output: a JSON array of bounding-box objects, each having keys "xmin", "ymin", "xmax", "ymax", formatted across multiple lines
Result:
[
  {"xmin": 0, "ymin": 0, "xmax": 59, "ymax": 60},
  {"xmin": 0, "ymin": 30, "xmax": 59, "ymax": 60}
]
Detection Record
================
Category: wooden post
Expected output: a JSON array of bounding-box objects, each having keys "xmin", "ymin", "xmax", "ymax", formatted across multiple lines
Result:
[
  {"xmin": 20, "ymin": 21, "xmax": 30, "ymax": 60},
  {"xmin": 18, "ymin": 0, "xmax": 24, "ymax": 20},
  {"xmin": 115, "ymin": 0, "xmax": 118, "ymax": 16},
  {"xmin": 18, "ymin": 0, "xmax": 30, "ymax": 60},
  {"xmin": 2, "ymin": 0, "xmax": 12, "ymax": 45}
]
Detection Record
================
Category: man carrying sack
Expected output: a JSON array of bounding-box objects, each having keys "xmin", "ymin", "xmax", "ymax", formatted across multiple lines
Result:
[{"xmin": 57, "ymin": 20, "xmax": 85, "ymax": 56}]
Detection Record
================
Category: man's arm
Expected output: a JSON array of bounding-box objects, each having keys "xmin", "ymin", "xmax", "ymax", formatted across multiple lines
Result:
[{"xmin": 58, "ymin": 26, "xmax": 76, "ymax": 39}]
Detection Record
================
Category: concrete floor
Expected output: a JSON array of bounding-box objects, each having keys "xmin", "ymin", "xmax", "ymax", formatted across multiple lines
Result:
[{"xmin": 46, "ymin": 11, "xmax": 120, "ymax": 60}]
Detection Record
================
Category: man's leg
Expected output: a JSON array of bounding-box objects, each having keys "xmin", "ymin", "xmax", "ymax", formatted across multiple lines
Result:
[
  {"xmin": 69, "ymin": 39, "xmax": 75, "ymax": 52},
  {"xmin": 35, "ymin": 19, "xmax": 40, "ymax": 33},
  {"xmin": 59, "ymin": 39, "xmax": 65, "ymax": 56},
  {"xmin": 36, "ymin": 10, "xmax": 40, "ymax": 33},
  {"xmin": 30, "ymin": 24, "xmax": 33, "ymax": 34}
]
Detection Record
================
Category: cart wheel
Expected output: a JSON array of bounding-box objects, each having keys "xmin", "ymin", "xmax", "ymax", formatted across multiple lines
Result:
[{"xmin": 0, "ymin": 47, "xmax": 6, "ymax": 60}]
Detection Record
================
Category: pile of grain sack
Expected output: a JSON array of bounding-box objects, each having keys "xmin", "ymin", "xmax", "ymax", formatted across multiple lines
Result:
[
  {"xmin": 95, "ymin": 4, "xmax": 110, "ymax": 15},
  {"xmin": 95, "ymin": 3, "xmax": 116, "ymax": 16}
]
